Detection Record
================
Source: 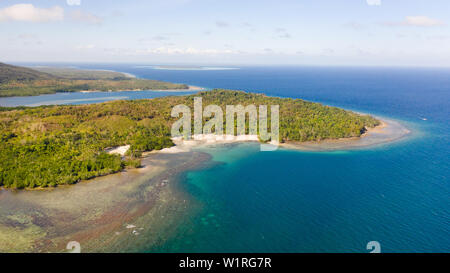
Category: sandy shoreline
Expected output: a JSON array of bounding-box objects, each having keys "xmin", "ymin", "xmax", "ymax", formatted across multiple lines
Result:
[
  {"xmin": 0, "ymin": 116, "xmax": 410, "ymax": 252},
  {"xmin": 0, "ymin": 117, "xmax": 409, "ymax": 193},
  {"xmin": 152, "ymin": 117, "xmax": 410, "ymax": 153},
  {"xmin": 280, "ymin": 118, "xmax": 410, "ymax": 151},
  {"xmin": 0, "ymin": 117, "xmax": 408, "ymax": 193}
]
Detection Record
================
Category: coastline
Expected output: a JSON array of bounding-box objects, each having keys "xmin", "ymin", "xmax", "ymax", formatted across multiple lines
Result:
[
  {"xmin": 0, "ymin": 117, "xmax": 407, "ymax": 192},
  {"xmin": 79, "ymin": 85, "xmax": 205, "ymax": 93},
  {"xmin": 0, "ymin": 115, "xmax": 410, "ymax": 252},
  {"xmin": 69, "ymin": 69, "xmax": 204, "ymax": 93},
  {"xmin": 280, "ymin": 118, "xmax": 410, "ymax": 151},
  {"xmin": 0, "ymin": 150, "xmax": 211, "ymax": 252},
  {"xmin": 153, "ymin": 85, "xmax": 206, "ymax": 92},
  {"xmin": 157, "ymin": 117, "xmax": 409, "ymax": 153}
]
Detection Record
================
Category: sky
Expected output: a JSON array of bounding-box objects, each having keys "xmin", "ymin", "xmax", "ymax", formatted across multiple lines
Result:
[{"xmin": 0, "ymin": 0, "xmax": 449, "ymax": 66}]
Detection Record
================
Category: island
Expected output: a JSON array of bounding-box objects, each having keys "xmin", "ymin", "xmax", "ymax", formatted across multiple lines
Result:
[
  {"xmin": 0, "ymin": 62, "xmax": 190, "ymax": 97},
  {"xmin": 0, "ymin": 88, "xmax": 381, "ymax": 189}
]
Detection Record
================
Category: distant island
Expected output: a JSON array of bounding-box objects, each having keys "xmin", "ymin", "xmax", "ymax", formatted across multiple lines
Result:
[
  {"xmin": 0, "ymin": 62, "xmax": 189, "ymax": 97},
  {"xmin": 147, "ymin": 65, "xmax": 239, "ymax": 71},
  {"xmin": 0, "ymin": 89, "xmax": 380, "ymax": 189}
]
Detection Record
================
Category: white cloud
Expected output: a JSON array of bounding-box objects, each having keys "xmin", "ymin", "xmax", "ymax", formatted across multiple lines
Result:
[
  {"xmin": 146, "ymin": 47, "xmax": 234, "ymax": 55},
  {"xmin": 70, "ymin": 10, "xmax": 102, "ymax": 25},
  {"xmin": 0, "ymin": 4, "xmax": 64, "ymax": 22},
  {"xmin": 67, "ymin": 0, "xmax": 81, "ymax": 6},
  {"xmin": 366, "ymin": 0, "xmax": 381, "ymax": 6},
  {"xmin": 384, "ymin": 16, "xmax": 445, "ymax": 27},
  {"xmin": 105, "ymin": 47, "xmax": 236, "ymax": 56},
  {"xmin": 404, "ymin": 16, "xmax": 444, "ymax": 27}
]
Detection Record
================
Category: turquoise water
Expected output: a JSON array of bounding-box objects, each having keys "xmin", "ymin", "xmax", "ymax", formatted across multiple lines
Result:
[
  {"xmin": 132, "ymin": 65, "xmax": 447, "ymax": 253},
  {"xmin": 4, "ymin": 64, "xmax": 450, "ymax": 252},
  {"xmin": 159, "ymin": 138, "xmax": 449, "ymax": 252}
]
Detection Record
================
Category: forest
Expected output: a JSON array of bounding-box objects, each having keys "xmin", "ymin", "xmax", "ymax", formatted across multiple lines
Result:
[
  {"xmin": 0, "ymin": 63, "xmax": 188, "ymax": 97},
  {"xmin": 0, "ymin": 90, "xmax": 380, "ymax": 189}
]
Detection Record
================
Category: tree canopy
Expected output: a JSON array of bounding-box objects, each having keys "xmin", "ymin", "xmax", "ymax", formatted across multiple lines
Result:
[
  {"xmin": 0, "ymin": 63, "xmax": 188, "ymax": 97},
  {"xmin": 0, "ymin": 89, "xmax": 379, "ymax": 189}
]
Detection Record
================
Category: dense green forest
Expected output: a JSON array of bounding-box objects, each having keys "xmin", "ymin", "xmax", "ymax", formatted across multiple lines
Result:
[
  {"xmin": 0, "ymin": 63, "xmax": 188, "ymax": 97},
  {"xmin": 0, "ymin": 90, "xmax": 380, "ymax": 189}
]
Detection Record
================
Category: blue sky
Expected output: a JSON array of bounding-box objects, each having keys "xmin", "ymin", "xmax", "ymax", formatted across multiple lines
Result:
[{"xmin": 1, "ymin": 0, "xmax": 449, "ymax": 66}]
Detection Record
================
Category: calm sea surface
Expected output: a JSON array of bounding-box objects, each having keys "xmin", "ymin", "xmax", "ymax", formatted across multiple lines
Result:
[{"xmin": 2, "ymin": 64, "xmax": 449, "ymax": 252}]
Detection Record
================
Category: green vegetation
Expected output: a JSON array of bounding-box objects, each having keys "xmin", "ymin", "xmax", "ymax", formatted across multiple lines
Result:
[
  {"xmin": 0, "ymin": 90, "xmax": 380, "ymax": 189},
  {"xmin": 196, "ymin": 90, "xmax": 380, "ymax": 141},
  {"xmin": 0, "ymin": 63, "xmax": 188, "ymax": 97},
  {"xmin": 0, "ymin": 63, "xmax": 54, "ymax": 83}
]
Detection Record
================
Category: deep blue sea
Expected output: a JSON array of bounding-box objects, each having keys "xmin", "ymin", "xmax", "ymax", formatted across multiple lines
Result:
[{"xmin": 2, "ymin": 64, "xmax": 449, "ymax": 252}]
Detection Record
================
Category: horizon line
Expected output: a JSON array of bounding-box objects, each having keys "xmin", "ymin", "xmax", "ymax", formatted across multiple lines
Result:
[{"xmin": 5, "ymin": 61, "xmax": 450, "ymax": 69}]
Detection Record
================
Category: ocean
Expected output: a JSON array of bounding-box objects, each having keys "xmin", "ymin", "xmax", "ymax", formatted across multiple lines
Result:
[{"xmin": 2, "ymin": 64, "xmax": 449, "ymax": 252}]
